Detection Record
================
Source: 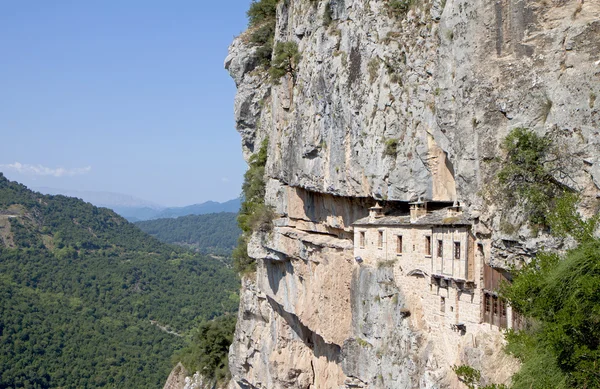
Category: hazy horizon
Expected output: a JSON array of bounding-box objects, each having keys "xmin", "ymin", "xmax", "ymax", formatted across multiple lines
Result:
[
  {"xmin": 0, "ymin": 1, "xmax": 251, "ymax": 206},
  {"xmin": 31, "ymin": 185, "xmax": 240, "ymax": 209}
]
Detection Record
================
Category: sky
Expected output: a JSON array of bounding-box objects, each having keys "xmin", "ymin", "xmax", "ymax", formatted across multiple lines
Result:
[{"xmin": 0, "ymin": 1, "xmax": 252, "ymax": 206}]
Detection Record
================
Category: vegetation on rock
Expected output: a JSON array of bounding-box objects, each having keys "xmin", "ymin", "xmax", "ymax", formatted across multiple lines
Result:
[
  {"xmin": 233, "ymin": 139, "xmax": 273, "ymax": 274},
  {"xmin": 495, "ymin": 129, "xmax": 600, "ymax": 388},
  {"xmin": 495, "ymin": 127, "xmax": 575, "ymax": 229},
  {"xmin": 0, "ymin": 173, "xmax": 239, "ymax": 388},
  {"xmin": 247, "ymin": 0, "xmax": 279, "ymax": 67},
  {"xmin": 269, "ymin": 41, "xmax": 301, "ymax": 84},
  {"xmin": 173, "ymin": 315, "xmax": 237, "ymax": 385},
  {"xmin": 323, "ymin": 1, "xmax": 333, "ymax": 27},
  {"xmin": 386, "ymin": 0, "xmax": 415, "ymax": 18},
  {"xmin": 452, "ymin": 365, "xmax": 508, "ymax": 389},
  {"xmin": 384, "ymin": 138, "xmax": 399, "ymax": 157}
]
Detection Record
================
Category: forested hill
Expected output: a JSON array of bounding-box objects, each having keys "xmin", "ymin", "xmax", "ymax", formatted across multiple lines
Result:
[
  {"xmin": 135, "ymin": 212, "xmax": 241, "ymax": 255},
  {"xmin": 0, "ymin": 173, "xmax": 239, "ymax": 388}
]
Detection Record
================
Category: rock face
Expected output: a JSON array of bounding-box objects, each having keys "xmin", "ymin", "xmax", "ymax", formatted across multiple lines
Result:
[
  {"xmin": 163, "ymin": 363, "xmax": 225, "ymax": 389},
  {"xmin": 225, "ymin": 0, "xmax": 600, "ymax": 388}
]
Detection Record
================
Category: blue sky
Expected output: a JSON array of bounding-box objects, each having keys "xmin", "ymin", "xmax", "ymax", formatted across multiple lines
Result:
[{"xmin": 0, "ymin": 1, "xmax": 251, "ymax": 206}]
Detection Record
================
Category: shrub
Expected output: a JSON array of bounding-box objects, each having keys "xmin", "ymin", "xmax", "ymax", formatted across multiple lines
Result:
[
  {"xmin": 387, "ymin": 0, "xmax": 414, "ymax": 18},
  {"xmin": 174, "ymin": 315, "xmax": 237, "ymax": 384},
  {"xmin": 452, "ymin": 365, "xmax": 481, "ymax": 389},
  {"xmin": 384, "ymin": 138, "xmax": 399, "ymax": 157},
  {"xmin": 247, "ymin": 0, "xmax": 278, "ymax": 26},
  {"xmin": 269, "ymin": 41, "xmax": 301, "ymax": 84},
  {"xmin": 368, "ymin": 58, "xmax": 380, "ymax": 82},
  {"xmin": 501, "ymin": 239, "xmax": 600, "ymax": 388},
  {"xmin": 496, "ymin": 127, "xmax": 572, "ymax": 228},
  {"xmin": 233, "ymin": 139, "xmax": 271, "ymax": 274},
  {"xmin": 323, "ymin": 2, "xmax": 333, "ymax": 26},
  {"xmin": 452, "ymin": 365, "xmax": 508, "ymax": 389},
  {"xmin": 247, "ymin": 0, "xmax": 279, "ymax": 68}
]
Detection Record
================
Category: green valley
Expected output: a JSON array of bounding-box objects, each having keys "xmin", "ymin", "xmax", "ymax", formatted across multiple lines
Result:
[
  {"xmin": 0, "ymin": 173, "xmax": 239, "ymax": 388},
  {"xmin": 135, "ymin": 213, "xmax": 240, "ymax": 256}
]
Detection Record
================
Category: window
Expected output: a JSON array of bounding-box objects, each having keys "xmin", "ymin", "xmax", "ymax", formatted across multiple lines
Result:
[
  {"xmin": 440, "ymin": 297, "xmax": 446, "ymax": 313},
  {"xmin": 425, "ymin": 236, "xmax": 431, "ymax": 255},
  {"xmin": 437, "ymin": 240, "xmax": 443, "ymax": 257},
  {"xmin": 454, "ymin": 242, "xmax": 461, "ymax": 259},
  {"xmin": 359, "ymin": 231, "xmax": 365, "ymax": 248},
  {"xmin": 378, "ymin": 230, "xmax": 383, "ymax": 248},
  {"xmin": 396, "ymin": 235, "xmax": 402, "ymax": 254},
  {"xmin": 483, "ymin": 291, "xmax": 509, "ymax": 329}
]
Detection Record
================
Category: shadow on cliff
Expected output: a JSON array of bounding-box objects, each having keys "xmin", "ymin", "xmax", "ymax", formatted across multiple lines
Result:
[{"xmin": 267, "ymin": 296, "xmax": 342, "ymax": 363}]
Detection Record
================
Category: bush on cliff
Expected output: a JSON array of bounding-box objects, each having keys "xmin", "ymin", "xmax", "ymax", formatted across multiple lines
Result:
[
  {"xmin": 247, "ymin": 0, "xmax": 279, "ymax": 67},
  {"xmin": 173, "ymin": 315, "xmax": 237, "ymax": 384},
  {"xmin": 269, "ymin": 41, "xmax": 301, "ymax": 84},
  {"xmin": 386, "ymin": 0, "xmax": 414, "ymax": 18},
  {"xmin": 490, "ymin": 127, "xmax": 576, "ymax": 232},
  {"xmin": 496, "ymin": 128, "xmax": 600, "ymax": 388},
  {"xmin": 502, "ymin": 238, "xmax": 600, "ymax": 389},
  {"xmin": 233, "ymin": 139, "xmax": 272, "ymax": 274}
]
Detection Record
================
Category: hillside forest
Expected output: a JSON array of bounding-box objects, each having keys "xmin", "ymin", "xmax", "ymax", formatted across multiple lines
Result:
[
  {"xmin": 135, "ymin": 213, "xmax": 240, "ymax": 256},
  {"xmin": 0, "ymin": 173, "xmax": 239, "ymax": 388}
]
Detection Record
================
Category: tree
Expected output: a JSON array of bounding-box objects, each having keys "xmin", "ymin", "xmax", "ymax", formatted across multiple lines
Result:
[
  {"xmin": 269, "ymin": 41, "xmax": 301, "ymax": 84},
  {"xmin": 495, "ymin": 127, "xmax": 577, "ymax": 229}
]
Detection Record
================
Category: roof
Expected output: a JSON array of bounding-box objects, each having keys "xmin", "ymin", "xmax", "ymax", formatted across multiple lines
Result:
[{"xmin": 353, "ymin": 208, "xmax": 471, "ymax": 227}]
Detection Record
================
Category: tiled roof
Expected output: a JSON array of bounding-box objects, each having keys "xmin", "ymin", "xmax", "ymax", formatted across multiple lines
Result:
[{"xmin": 353, "ymin": 208, "xmax": 471, "ymax": 227}]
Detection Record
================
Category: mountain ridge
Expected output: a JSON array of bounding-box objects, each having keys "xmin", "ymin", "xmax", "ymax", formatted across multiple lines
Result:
[
  {"xmin": 33, "ymin": 186, "xmax": 241, "ymax": 221},
  {"xmin": 0, "ymin": 173, "xmax": 239, "ymax": 388}
]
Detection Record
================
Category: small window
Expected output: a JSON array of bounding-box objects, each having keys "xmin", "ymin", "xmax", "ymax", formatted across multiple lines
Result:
[
  {"xmin": 437, "ymin": 240, "xmax": 443, "ymax": 257},
  {"xmin": 454, "ymin": 242, "xmax": 461, "ymax": 259},
  {"xmin": 396, "ymin": 235, "xmax": 403, "ymax": 254},
  {"xmin": 378, "ymin": 230, "xmax": 384, "ymax": 248},
  {"xmin": 500, "ymin": 299, "xmax": 507, "ymax": 318},
  {"xmin": 359, "ymin": 231, "xmax": 365, "ymax": 248},
  {"xmin": 440, "ymin": 297, "xmax": 446, "ymax": 313},
  {"xmin": 484, "ymin": 294, "xmax": 491, "ymax": 313},
  {"xmin": 425, "ymin": 236, "xmax": 431, "ymax": 255},
  {"xmin": 478, "ymin": 243, "xmax": 485, "ymax": 258},
  {"xmin": 493, "ymin": 296, "xmax": 499, "ymax": 316}
]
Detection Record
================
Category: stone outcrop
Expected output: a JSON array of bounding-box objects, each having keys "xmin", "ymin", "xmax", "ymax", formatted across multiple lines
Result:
[
  {"xmin": 163, "ymin": 363, "xmax": 226, "ymax": 389},
  {"xmin": 225, "ymin": 0, "xmax": 600, "ymax": 388}
]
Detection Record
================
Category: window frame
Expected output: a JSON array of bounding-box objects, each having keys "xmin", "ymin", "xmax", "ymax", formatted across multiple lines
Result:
[
  {"xmin": 377, "ymin": 230, "xmax": 384, "ymax": 249},
  {"xmin": 454, "ymin": 241, "xmax": 461, "ymax": 260},
  {"xmin": 425, "ymin": 236, "xmax": 432, "ymax": 256},
  {"xmin": 359, "ymin": 231, "xmax": 365, "ymax": 248},
  {"xmin": 396, "ymin": 235, "xmax": 403, "ymax": 255},
  {"xmin": 437, "ymin": 240, "xmax": 443, "ymax": 257}
]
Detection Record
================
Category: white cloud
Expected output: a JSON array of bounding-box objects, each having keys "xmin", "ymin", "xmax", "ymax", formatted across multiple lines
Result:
[{"xmin": 0, "ymin": 162, "xmax": 92, "ymax": 177}]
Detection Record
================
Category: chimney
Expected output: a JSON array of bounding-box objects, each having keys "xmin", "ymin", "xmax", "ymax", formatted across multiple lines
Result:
[
  {"xmin": 447, "ymin": 201, "xmax": 463, "ymax": 217},
  {"xmin": 369, "ymin": 202, "xmax": 384, "ymax": 222},
  {"xmin": 410, "ymin": 198, "xmax": 427, "ymax": 222}
]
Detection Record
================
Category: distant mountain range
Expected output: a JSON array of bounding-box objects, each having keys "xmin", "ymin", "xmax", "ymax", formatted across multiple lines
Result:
[
  {"xmin": 34, "ymin": 187, "xmax": 241, "ymax": 222},
  {"xmin": 114, "ymin": 199, "xmax": 242, "ymax": 222}
]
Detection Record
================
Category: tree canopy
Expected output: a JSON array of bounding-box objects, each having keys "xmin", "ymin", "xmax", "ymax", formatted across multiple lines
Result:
[
  {"xmin": 0, "ymin": 173, "xmax": 239, "ymax": 388},
  {"xmin": 135, "ymin": 212, "xmax": 241, "ymax": 256}
]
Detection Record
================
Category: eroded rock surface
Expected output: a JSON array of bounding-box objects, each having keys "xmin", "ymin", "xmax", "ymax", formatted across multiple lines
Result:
[{"xmin": 226, "ymin": 0, "xmax": 600, "ymax": 388}]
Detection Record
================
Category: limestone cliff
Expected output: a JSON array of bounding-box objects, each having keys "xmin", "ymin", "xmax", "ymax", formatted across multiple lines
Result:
[{"xmin": 225, "ymin": 0, "xmax": 600, "ymax": 388}]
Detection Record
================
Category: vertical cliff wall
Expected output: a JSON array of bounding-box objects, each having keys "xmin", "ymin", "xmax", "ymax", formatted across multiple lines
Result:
[{"xmin": 225, "ymin": 0, "xmax": 600, "ymax": 387}]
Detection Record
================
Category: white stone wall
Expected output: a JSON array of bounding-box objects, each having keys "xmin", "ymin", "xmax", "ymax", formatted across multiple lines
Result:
[{"xmin": 353, "ymin": 223, "xmax": 508, "ymax": 333}]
